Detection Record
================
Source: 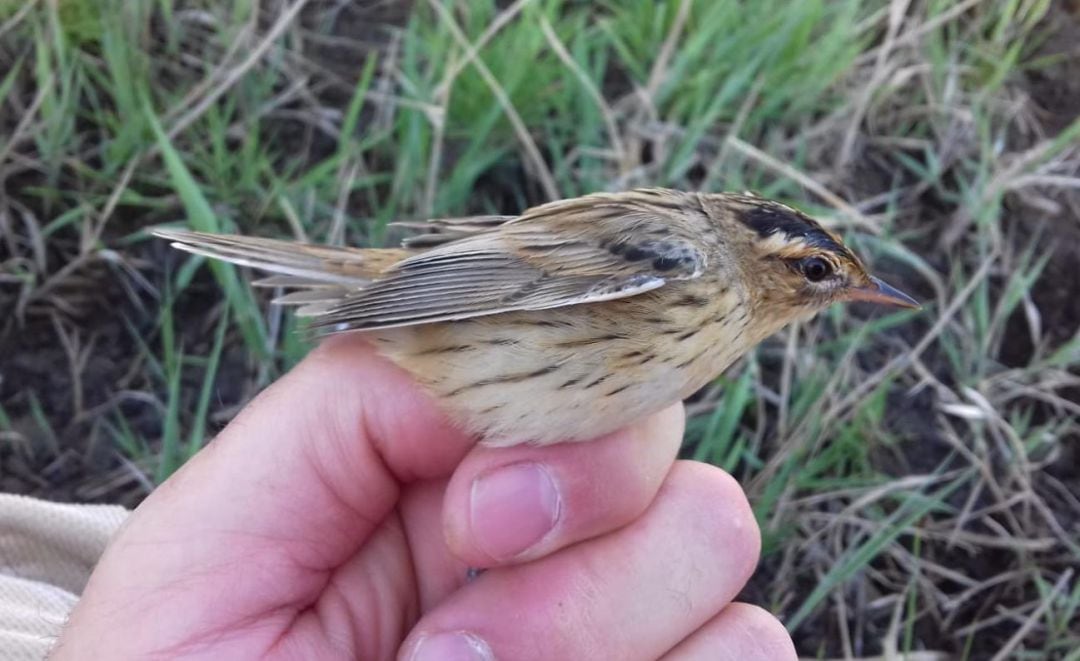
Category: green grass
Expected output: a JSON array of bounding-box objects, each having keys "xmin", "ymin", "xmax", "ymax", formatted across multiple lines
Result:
[{"xmin": 2, "ymin": 0, "xmax": 1079, "ymax": 657}]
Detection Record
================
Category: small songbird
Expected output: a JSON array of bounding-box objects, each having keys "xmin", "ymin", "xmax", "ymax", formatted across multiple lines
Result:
[{"xmin": 155, "ymin": 188, "xmax": 918, "ymax": 446}]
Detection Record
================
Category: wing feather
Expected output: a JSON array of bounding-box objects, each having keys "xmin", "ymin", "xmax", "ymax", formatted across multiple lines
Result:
[
  {"xmin": 309, "ymin": 189, "xmax": 711, "ymax": 331},
  {"xmin": 394, "ymin": 214, "xmax": 516, "ymax": 248}
]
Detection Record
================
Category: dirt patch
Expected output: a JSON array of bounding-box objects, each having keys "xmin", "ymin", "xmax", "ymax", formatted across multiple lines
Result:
[
  {"xmin": 1, "ymin": 244, "xmax": 150, "ymax": 502},
  {"xmin": 1008, "ymin": 7, "xmax": 1080, "ymax": 354},
  {"xmin": 0, "ymin": 235, "xmax": 254, "ymax": 505}
]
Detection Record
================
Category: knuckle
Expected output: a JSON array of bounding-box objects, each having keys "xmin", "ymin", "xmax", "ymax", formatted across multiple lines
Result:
[{"xmin": 667, "ymin": 461, "xmax": 762, "ymax": 571}]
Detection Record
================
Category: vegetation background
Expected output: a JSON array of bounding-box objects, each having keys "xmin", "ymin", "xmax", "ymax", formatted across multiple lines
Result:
[{"xmin": 2, "ymin": 0, "xmax": 1079, "ymax": 657}]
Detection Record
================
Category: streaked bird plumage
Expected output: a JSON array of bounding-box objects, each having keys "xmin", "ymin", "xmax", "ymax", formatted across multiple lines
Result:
[{"xmin": 155, "ymin": 188, "xmax": 917, "ymax": 446}]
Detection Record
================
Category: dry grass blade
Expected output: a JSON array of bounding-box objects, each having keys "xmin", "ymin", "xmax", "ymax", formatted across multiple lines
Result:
[
  {"xmin": 725, "ymin": 137, "xmax": 876, "ymax": 231},
  {"xmin": 852, "ymin": 0, "xmax": 984, "ymax": 67},
  {"xmin": 432, "ymin": 0, "xmax": 535, "ymax": 99},
  {"xmin": 0, "ymin": 72, "xmax": 52, "ymax": 169},
  {"xmin": 425, "ymin": 0, "xmax": 535, "ymax": 213},
  {"xmin": 0, "ymin": 0, "xmax": 38, "ymax": 41},
  {"xmin": 166, "ymin": 0, "xmax": 313, "ymax": 141},
  {"xmin": 834, "ymin": 250, "xmax": 998, "ymax": 416},
  {"xmin": 426, "ymin": 0, "xmax": 560, "ymax": 201},
  {"xmin": 989, "ymin": 569, "xmax": 1074, "ymax": 661},
  {"xmin": 538, "ymin": 17, "xmax": 626, "ymax": 169},
  {"xmin": 83, "ymin": 0, "xmax": 314, "ymax": 250},
  {"xmin": 836, "ymin": 0, "xmax": 910, "ymax": 167},
  {"xmin": 643, "ymin": 0, "xmax": 692, "ymax": 102}
]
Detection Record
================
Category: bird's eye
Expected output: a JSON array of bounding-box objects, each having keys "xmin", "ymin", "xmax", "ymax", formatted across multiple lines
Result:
[{"xmin": 800, "ymin": 257, "xmax": 832, "ymax": 282}]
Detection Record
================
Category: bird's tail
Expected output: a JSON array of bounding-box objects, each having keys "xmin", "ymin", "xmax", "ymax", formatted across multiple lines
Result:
[{"xmin": 152, "ymin": 228, "xmax": 411, "ymax": 316}]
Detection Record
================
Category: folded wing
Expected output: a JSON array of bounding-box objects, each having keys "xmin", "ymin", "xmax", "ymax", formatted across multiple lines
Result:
[
  {"xmin": 311, "ymin": 189, "xmax": 709, "ymax": 331},
  {"xmin": 155, "ymin": 189, "xmax": 711, "ymax": 333}
]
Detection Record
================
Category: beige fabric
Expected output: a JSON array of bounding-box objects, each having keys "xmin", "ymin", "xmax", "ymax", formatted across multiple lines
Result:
[{"xmin": 0, "ymin": 494, "xmax": 128, "ymax": 660}]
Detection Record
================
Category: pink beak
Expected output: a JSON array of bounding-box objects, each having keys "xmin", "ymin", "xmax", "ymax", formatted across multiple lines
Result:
[{"xmin": 846, "ymin": 276, "xmax": 920, "ymax": 309}]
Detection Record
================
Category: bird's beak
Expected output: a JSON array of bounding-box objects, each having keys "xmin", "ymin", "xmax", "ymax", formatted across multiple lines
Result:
[{"xmin": 846, "ymin": 276, "xmax": 921, "ymax": 309}]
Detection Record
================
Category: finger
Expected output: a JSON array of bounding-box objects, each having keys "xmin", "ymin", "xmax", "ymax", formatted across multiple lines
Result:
[
  {"xmin": 442, "ymin": 404, "xmax": 683, "ymax": 565},
  {"xmin": 661, "ymin": 603, "xmax": 796, "ymax": 661},
  {"xmin": 64, "ymin": 335, "xmax": 476, "ymax": 653},
  {"xmin": 400, "ymin": 462, "xmax": 762, "ymax": 661}
]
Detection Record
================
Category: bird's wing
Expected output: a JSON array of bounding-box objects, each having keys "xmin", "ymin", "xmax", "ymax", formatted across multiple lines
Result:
[{"xmin": 311, "ymin": 189, "xmax": 710, "ymax": 332}]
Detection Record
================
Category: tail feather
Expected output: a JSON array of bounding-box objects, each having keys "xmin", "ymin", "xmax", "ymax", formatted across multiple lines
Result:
[
  {"xmin": 152, "ymin": 228, "xmax": 408, "ymax": 287},
  {"xmin": 252, "ymin": 275, "xmax": 343, "ymax": 289}
]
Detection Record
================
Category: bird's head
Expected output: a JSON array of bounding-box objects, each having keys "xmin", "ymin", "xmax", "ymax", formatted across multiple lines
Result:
[{"xmin": 703, "ymin": 194, "xmax": 918, "ymax": 328}]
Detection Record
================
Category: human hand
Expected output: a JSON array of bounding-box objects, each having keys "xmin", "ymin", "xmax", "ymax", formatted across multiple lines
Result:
[{"xmin": 54, "ymin": 335, "xmax": 795, "ymax": 660}]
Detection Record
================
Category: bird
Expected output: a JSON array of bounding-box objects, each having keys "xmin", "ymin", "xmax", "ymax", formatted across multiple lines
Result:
[{"xmin": 153, "ymin": 188, "xmax": 918, "ymax": 447}]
